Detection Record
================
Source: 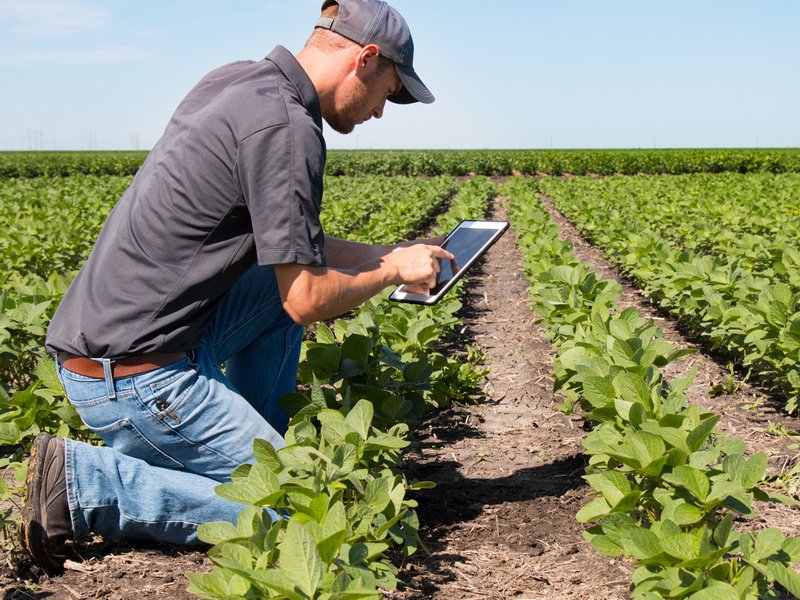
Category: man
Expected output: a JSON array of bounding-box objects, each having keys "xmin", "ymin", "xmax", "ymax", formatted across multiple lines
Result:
[{"xmin": 22, "ymin": 0, "xmax": 451, "ymax": 572}]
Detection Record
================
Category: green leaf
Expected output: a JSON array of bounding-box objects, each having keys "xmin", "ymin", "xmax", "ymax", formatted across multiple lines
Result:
[
  {"xmin": 583, "ymin": 527, "xmax": 623, "ymax": 557},
  {"xmin": 348, "ymin": 542, "xmax": 370, "ymax": 566},
  {"xmin": 340, "ymin": 334, "xmax": 374, "ymax": 374},
  {"xmin": 599, "ymin": 513, "xmax": 637, "ymax": 547},
  {"xmin": 609, "ymin": 339, "xmax": 637, "ymax": 368},
  {"xmin": 672, "ymin": 502, "xmax": 704, "ymax": 526},
  {"xmin": 782, "ymin": 537, "xmax": 800, "ymax": 561},
  {"xmin": 280, "ymin": 520, "xmax": 324, "ymax": 597},
  {"xmin": 662, "ymin": 466, "xmax": 710, "ymax": 502},
  {"xmin": 187, "ymin": 570, "xmax": 252, "ymax": 599},
  {"xmin": 629, "ymin": 402, "xmax": 646, "ymax": 428},
  {"xmin": 395, "ymin": 509, "xmax": 420, "ymax": 557},
  {"xmin": 660, "ymin": 347, "xmax": 697, "ymax": 367},
  {"xmin": 408, "ymin": 480, "xmax": 436, "ymax": 490},
  {"xmin": 197, "ymin": 520, "xmax": 240, "ymax": 545},
  {"xmin": 741, "ymin": 453, "xmax": 768, "ymax": 488},
  {"xmin": 379, "ymin": 395, "xmax": 412, "ymax": 421},
  {"xmin": 558, "ymin": 346, "xmax": 591, "ymax": 371},
  {"xmin": 345, "ymin": 400, "xmax": 373, "ymax": 441},
  {"xmin": 576, "ymin": 497, "xmax": 611, "ymax": 523},
  {"xmin": 0, "ymin": 422, "xmax": 23, "ymax": 445},
  {"xmin": 214, "ymin": 463, "xmax": 282, "ymax": 506},
  {"xmin": 364, "ymin": 477, "xmax": 391, "ymax": 513},
  {"xmin": 328, "ymin": 443, "xmax": 358, "ymax": 480},
  {"xmin": 613, "ymin": 398, "xmax": 635, "ymax": 422},
  {"xmin": 686, "ymin": 415, "xmax": 720, "ymax": 452},
  {"xmin": 640, "ymin": 422, "xmax": 690, "ymax": 453},
  {"xmin": 364, "ymin": 432, "xmax": 409, "ymax": 451},
  {"xmin": 290, "ymin": 420, "xmax": 320, "ymax": 447},
  {"xmin": 249, "ymin": 569, "xmax": 308, "ymax": 599},
  {"xmin": 210, "ymin": 542, "xmax": 254, "ymax": 570},
  {"xmin": 767, "ymin": 562, "xmax": 800, "ymax": 598},
  {"xmin": 752, "ymin": 528, "xmax": 784, "ymax": 562},
  {"xmin": 687, "ymin": 582, "xmax": 740, "ymax": 600},
  {"xmin": 319, "ymin": 410, "xmax": 352, "ymax": 445},
  {"xmin": 316, "ymin": 323, "xmax": 336, "ymax": 344},
  {"xmin": 307, "ymin": 344, "xmax": 342, "ymax": 377},
  {"xmin": 713, "ymin": 514, "xmax": 733, "ymax": 547},
  {"xmin": 253, "ymin": 438, "xmax": 281, "ymax": 472},
  {"xmin": 630, "ymin": 431, "xmax": 667, "ymax": 474},
  {"xmin": 660, "ymin": 530, "xmax": 701, "ymax": 561},
  {"xmin": 317, "ymin": 530, "xmax": 348, "ymax": 564},
  {"xmin": 622, "ymin": 527, "xmax": 662, "ymax": 560},
  {"xmin": 582, "ymin": 376, "xmax": 616, "ymax": 407},
  {"xmin": 585, "ymin": 471, "xmax": 631, "ymax": 506},
  {"xmin": 33, "ymin": 356, "xmax": 61, "ymax": 390},
  {"xmin": 613, "ymin": 371, "xmax": 651, "ymax": 406}
]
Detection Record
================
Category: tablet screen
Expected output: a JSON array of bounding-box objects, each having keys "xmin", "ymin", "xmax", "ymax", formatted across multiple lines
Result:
[
  {"xmin": 389, "ymin": 220, "xmax": 508, "ymax": 305},
  {"xmin": 430, "ymin": 225, "xmax": 499, "ymax": 295}
]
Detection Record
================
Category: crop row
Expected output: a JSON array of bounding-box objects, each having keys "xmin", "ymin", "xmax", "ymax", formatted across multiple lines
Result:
[
  {"xmin": 0, "ymin": 176, "xmax": 131, "ymax": 387},
  {"xmin": 535, "ymin": 175, "xmax": 800, "ymax": 413},
  {"xmin": 538, "ymin": 174, "xmax": 800, "ymax": 288},
  {"xmin": 3, "ymin": 148, "xmax": 800, "ymax": 179},
  {"xmin": 504, "ymin": 177, "xmax": 800, "ymax": 599},
  {"xmin": 186, "ymin": 177, "xmax": 497, "ymax": 598},
  {"xmin": 320, "ymin": 176, "xmax": 454, "ymax": 239}
]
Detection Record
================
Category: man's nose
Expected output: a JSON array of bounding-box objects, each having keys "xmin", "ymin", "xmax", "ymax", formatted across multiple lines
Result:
[{"xmin": 372, "ymin": 99, "xmax": 386, "ymax": 119}]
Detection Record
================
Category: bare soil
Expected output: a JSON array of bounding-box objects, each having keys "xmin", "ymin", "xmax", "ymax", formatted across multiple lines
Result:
[{"xmin": 2, "ymin": 187, "xmax": 798, "ymax": 599}]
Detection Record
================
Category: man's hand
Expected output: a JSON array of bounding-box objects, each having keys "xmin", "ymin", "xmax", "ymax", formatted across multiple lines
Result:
[{"xmin": 383, "ymin": 243, "xmax": 454, "ymax": 294}]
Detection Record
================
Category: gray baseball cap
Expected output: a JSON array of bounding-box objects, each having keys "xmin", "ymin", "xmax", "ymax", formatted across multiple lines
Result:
[{"xmin": 314, "ymin": 0, "xmax": 434, "ymax": 104}]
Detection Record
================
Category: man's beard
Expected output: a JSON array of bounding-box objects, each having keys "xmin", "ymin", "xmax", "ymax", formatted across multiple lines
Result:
[
  {"xmin": 325, "ymin": 82, "xmax": 366, "ymax": 135},
  {"xmin": 326, "ymin": 113, "xmax": 356, "ymax": 135}
]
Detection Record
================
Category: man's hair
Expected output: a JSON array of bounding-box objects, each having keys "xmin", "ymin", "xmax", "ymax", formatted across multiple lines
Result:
[
  {"xmin": 306, "ymin": 3, "xmax": 353, "ymax": 52},
  {"xmin": 306, "ymin": 1, "xmax": 393, "ymax": 77}
]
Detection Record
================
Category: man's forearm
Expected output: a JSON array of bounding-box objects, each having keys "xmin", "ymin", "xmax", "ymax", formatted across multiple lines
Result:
[{"xmin": 277, "ymin": 260, "xmax": 394, "ymax": 325}]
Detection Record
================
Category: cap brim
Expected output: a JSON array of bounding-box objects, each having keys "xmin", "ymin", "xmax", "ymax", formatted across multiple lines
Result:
[{"xmin": 389, "ymin": 63, "xmax": 434, "ymax": 105}]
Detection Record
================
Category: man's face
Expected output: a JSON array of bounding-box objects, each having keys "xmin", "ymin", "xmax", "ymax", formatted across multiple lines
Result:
[{"xmin": 326, "ymin": 59, "xmax": 403, "ymax": 135}]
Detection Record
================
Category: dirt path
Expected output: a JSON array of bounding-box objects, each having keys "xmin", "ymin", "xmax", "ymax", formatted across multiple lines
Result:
[{"xmin": 390, "ymin": 195, "xmax": 632, "ymax": 599}]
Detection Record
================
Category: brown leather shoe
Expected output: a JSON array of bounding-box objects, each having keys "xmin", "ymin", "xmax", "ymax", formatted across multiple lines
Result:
[{"xmin": 19, "ymin": 432, "xmax": 73, "ymax": 572}]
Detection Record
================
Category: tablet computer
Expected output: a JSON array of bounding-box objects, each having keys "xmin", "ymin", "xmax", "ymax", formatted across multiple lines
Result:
[{"xmin": 389, "ymin": 220, "xmax": 509, "ymax": 305}]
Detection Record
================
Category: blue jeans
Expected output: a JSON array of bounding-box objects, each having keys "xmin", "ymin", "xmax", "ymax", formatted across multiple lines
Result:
[{"xmin": 57, "ymin": 265, "xmax": 303, "ymax": 545}]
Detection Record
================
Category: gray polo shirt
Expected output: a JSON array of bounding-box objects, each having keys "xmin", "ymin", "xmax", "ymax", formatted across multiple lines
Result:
[{"xmin": 46, "ymin": 46, "xmax": 326, "ymax": 358}]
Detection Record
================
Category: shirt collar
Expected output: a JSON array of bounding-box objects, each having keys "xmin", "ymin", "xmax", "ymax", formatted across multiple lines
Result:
[{"xmin": 265, "ymin": 45, "xmax": 321, "ymax": 128}]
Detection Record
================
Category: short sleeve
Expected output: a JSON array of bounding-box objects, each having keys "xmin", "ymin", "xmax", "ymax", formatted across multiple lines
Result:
[{"xmin": 235, "ymin": 121, "xmax": 326, "ymax": 267}]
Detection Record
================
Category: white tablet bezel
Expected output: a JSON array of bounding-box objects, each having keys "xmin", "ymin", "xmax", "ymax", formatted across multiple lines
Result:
[{"xmin": 388, "ymin": 220, "xmax": 509, "ymax": 305}]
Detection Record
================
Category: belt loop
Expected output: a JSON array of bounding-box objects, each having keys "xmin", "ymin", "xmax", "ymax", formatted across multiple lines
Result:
[{"xmin": 101, "ymin": 358, "xmax": 116, "ymax": 400}]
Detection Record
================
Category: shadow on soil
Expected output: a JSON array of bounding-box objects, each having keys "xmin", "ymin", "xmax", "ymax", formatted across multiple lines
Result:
[
  {"xmin": 393, "ymin": 454, "xmax": 587, "ymax": 598},
  {"xmin": 408, "ymin": 454, "xmax": 586, "ymax": 529}
]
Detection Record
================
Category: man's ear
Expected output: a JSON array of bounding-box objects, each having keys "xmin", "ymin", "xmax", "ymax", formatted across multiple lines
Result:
[{"xmin": 354, "ymin": 44, "xmax": 381, "ymax": 74}]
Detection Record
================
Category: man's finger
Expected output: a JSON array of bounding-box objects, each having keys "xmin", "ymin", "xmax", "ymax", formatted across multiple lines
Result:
[{"xmin": 430, "ymin": 245, "xmax": 455, "ymax": 261}]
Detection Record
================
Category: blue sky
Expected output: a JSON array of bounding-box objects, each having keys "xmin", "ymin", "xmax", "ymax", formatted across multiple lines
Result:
[{"xmin": 1, "ymin": 0, "xmax": 798, "ymax": 151}]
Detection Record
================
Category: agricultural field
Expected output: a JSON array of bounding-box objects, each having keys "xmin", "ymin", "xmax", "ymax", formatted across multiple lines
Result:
[{"xmin": 1, "ymin": 149, "xmax": 799, "ymax": 599}]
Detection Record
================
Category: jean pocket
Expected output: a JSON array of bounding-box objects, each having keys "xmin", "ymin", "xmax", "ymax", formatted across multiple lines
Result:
[
  {"xmin": 140, "ymin": 363, "xmax": 200, "ymax": 423},
  {"xmin": 92, "ymin": 417, "xmax": 185, "ymax": 470}
]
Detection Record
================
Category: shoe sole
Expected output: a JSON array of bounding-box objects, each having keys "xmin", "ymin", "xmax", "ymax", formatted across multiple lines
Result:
[{"xmin": 19, "ymin": 433, "xmax": 65, "ymax": 573}]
